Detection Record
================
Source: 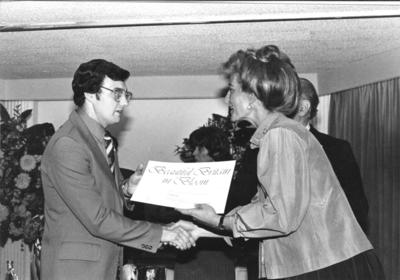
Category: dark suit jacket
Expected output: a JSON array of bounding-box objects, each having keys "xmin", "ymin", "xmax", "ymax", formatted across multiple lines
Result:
[
  {"xmin": 40, "ymin": 110, "xmax": 162, "ymax": 280},
  {"xmin": 224, "ymin": 147, "xmax": 259, "ymax": 213},
  {"xmin": 310, "ymin": 125, "xmax": 369, "ymax": 234}
]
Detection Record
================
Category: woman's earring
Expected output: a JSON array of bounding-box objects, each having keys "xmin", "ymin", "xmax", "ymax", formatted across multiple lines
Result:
[{"xmin": 247, "ymin": 104, "xmax": 253, "ymax": 110}]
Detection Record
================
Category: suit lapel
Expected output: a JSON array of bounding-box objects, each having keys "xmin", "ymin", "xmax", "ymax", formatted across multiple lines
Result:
[{"xmin": 69, "ymin": 111, "xmax": 116, "ymax": 187}]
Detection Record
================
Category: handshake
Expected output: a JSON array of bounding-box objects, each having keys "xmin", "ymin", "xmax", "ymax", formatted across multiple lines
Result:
[
  {"xmin": 128, "ymin": 166, "xmax": 225, "ymax": 250},
  {"xmin": 160, "ymin": 220, "xmax": 214, "ymax": 250}
]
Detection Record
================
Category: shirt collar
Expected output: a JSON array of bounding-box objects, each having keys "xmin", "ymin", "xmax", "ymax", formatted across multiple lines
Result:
[
  {"xmin": 77, "ymin": 108, "xmax": 106, "ymax": 144},
  {"xmin": 249, "ymin": 111, "xmax": 283, "ymax": 149}
]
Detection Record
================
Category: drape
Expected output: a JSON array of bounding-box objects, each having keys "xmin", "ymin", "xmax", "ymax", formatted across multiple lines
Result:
[{"xmin": 328, "ymin": 77, "xmax": 400, "ymax": 280}]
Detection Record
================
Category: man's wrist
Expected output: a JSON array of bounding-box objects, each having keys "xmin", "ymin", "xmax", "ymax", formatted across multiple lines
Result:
[{"xmin": 160, "ymin": 226, "xmax": 170, "ymax": 242}]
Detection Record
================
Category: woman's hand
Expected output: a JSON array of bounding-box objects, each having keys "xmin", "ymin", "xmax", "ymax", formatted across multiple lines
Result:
[
  {"xmin": 170, "ymin": 220, "xmax": 223, "ymax": 239},
  {"xmin": 176, "ymin": 203, "xmax": 220, "ymax": 228}
]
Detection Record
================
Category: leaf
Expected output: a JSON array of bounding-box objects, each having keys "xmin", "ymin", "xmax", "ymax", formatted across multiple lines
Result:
[
  {"xmin": 0, "ymin": 104, "xmax": 53, "ymax": 246},
  {"xmin": 13, "ymin": 105, "xmax": 21, "ymax": 118},
  {"xmin": 0, "ymin": 222, "xmax": 10, "ymax": 247},
  {"xmin": 0, "ymin": 103, "xmax": 10, "ymax": 123},
  {"xmin": 20, "ymin": 109, "xmax": 32, "ymax": 122}
]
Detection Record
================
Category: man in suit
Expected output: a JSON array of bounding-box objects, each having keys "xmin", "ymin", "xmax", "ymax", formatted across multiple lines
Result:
[
  {"xmin": 40, "ymin": 59, "xmax": 195, "ymax": 280},
  {"xmin": 294, "ymin": 77, "xmax": 369, "ymax": 234}
]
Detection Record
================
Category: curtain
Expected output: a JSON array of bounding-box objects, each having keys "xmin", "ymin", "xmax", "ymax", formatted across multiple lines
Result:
[{"xmin": 328, "ymin": 77, "xmax": 400, "ymax": 280}]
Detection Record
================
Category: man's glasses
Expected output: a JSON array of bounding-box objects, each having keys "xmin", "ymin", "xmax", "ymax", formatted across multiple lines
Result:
[{"xmin": 100, "ymin": 86, "xmax": 133, "ymax": 103}]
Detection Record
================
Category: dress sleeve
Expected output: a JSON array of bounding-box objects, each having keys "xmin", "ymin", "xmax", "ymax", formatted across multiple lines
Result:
[{"xmin": 230, "ymin": 127, "xmax": 311, "ymax": 239}]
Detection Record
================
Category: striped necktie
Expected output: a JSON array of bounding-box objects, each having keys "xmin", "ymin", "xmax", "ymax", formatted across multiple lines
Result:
[{"xmin": 104, "ymin": 131, "xmax": 115, "ymax": 174}]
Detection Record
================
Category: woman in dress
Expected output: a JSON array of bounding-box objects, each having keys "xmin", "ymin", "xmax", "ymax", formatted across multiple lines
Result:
[{"xmin": 177, "ymin": 45, "xmax": 383, "ymax": 280}]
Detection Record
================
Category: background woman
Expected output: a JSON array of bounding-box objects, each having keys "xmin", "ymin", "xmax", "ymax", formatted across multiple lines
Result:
[
  {"xmin": 142, "ymin": 125, "xmax": 235, "ymax": 280},
  {"xmin": 178, "ymin": 45, "xmax": 382, "ymax": 280},
  {"xmin": 174, "ymin": 125, "xmax": 235, "ymax": 280}
]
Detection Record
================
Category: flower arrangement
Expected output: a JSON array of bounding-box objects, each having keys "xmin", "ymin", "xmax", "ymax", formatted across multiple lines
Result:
[
  {"xmin": 0, "ymin": 104, "xmax": 54, "ymax": 247},
  {"xmin": 175, "ymin": 113, "xmax": 256, "ymax": 178}
]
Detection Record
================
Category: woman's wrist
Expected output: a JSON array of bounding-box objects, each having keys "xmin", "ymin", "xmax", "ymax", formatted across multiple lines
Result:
[
  {"xmin": 222, "ymin": 215, "xmax": 233, "ymax": 232},
  {"xmin": 205, "ymin": 213, "xmax": 221, "ymax": 228},
  {"xmin": 217, "ymin": 215, "xmax": 226, "ymax": 230}
]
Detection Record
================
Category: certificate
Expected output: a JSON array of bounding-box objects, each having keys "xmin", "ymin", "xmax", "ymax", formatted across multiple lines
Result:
[{"xmin": 131, "ymin": 160, "xmax": 236, "ymax": 213}]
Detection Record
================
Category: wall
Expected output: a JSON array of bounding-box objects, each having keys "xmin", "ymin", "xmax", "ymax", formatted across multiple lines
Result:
[
  {"xmin": 36, "ymin": 98, "xmax": 228, "ymax": 169},
  {"xmin": 1, "ymin": 74, "xmax": 318, "ymax": 100},
  {"xmin": 2, "ymin": 73, "xmax": 319, "ymax": 168},
  {"xmin": 3, "ymin": 45, "xmax": 400, "ymax": 100},
  {"xmin": 0, "ymin": 80, "xmax": 4, "ymax": 98},
  {"xmin": 36, "ymin": 95, "xmax": 330, "ymax": 169},
  {"xmin": 1, "ymin": 75, "xmax": 226, "ymax": 100},
  {"xmin": 319, "ymin": 47, "xmax": 400, "ymax": 95}
]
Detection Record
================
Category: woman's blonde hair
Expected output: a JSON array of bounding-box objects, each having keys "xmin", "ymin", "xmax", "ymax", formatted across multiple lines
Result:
[{"xmin": 222, "ymin": 45, "xmax": 300, "ymax": 118}]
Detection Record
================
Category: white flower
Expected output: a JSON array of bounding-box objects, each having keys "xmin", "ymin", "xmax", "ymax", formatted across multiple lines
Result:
[
  {"xmin": 9, "ymin": 222, "xmax": 23, "ymax": 236},
  {"xmin": 16, "ymin": 123, "xmax": 27, "ymax": 132},
  {"xmin": 0, "ymin": 203, "xmax": 9, "ymax": 222},
  {"xmin": 20, "ymin": 154, "xmax": 37, "ymax": 171},
  {"xmin": 14, "ymin": 204, "xmax": 27, "ymax": 216},
  {"xmin": 15, "ymin": 173, "xmax": 31, "ymax": 189},
  {"xmin": 33, "ymin": 155, "xmax": 42, "ymax": 162}
]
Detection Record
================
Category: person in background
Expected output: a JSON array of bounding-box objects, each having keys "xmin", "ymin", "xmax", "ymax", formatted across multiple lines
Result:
[
  {"xmin": 177, "ymin": 45, "xmax": 382, "ymax": 280},
  {"xmin": 176, "ymin": 125, "xmax": 236, "ymax": 280},
  {"xmin": 189, "ymin": 126, "xmax": 232, "ymax": 163},
  {"xmin": 293, "ymin": 77, "xmax": 385, "ymax": 278},
  {"xmin": 224, "ymin": 119, "xmax": 259, "ymax": 214},
  {"xmin": 294, "ymin": 77, "xmax": 370, "ymax": 234},
  {"xmin": 40, "ymin": 59, "xmax": 195, "ymax": 280},
  {"xmin": 143, "ymin": 125, "xmax": 236, "ymax": 280},
  {"xmin": 224, "ymin": 119, "xmax": 260, "ymax": 280}
]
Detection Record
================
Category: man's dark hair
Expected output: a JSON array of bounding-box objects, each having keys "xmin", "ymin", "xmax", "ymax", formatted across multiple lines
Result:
[
  {"xmin": 72, "ymin": 59, "xmax": 130, "ymax": 107},
  {"xmin": 299, "ymin": 78, "xmax": 319, "ymax": 120}
]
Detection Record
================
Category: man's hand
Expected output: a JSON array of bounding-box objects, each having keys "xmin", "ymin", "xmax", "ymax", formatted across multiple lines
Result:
[
  {"xmin": 126, "ymin": 164, "xmax": 144, "ymax": 196},
  {"xmin": 161, "ymin": 224, "xmax": 196, "ymax": 250}
]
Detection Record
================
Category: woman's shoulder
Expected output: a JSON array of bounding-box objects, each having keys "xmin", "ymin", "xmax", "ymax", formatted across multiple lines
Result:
[
  {"xmin": 257, "ymin": 121, "xmax": 312, "ymax": 155},
  {"xmin": 251, "ymin": 113, "xmax": 307, "ymax": 148},
  {"xmin": 265, "ymin": 117, "xmax": 307, "ymax": 140}
]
